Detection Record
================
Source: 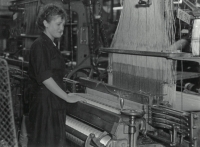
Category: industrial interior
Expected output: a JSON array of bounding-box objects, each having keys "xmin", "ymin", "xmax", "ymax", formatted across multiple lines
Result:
[{"xmin": 0, "ymin": 0, "xmax": 200, "ymax": 147}]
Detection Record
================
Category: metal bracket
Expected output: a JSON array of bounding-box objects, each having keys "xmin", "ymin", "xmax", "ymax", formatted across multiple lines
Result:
[{"xmin": 80, "ymin": 27, "xmax": 88, "ymax": 45}]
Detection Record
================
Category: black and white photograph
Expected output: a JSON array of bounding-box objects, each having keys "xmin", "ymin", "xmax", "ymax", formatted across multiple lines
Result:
[{"xmin": 0, "ymin": 0, "xmax": 200, "ymax": 147}]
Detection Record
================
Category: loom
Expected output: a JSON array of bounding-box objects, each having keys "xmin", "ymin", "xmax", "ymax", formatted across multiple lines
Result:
[
  {"xmin": 64, "ymin": 77, "xmax": 200, "ymax": 147},
  {"xmin": 64, "ymin": 0, "xmax": 200, "ymax": 147}
]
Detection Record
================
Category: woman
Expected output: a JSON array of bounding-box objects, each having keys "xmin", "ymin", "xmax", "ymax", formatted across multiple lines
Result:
[{"xmin": 28, "ymin": 3, "xmax": 84, "ymax": 147}]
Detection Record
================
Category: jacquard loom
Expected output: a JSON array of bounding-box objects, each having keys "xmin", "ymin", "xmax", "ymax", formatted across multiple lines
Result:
[{"xmin": 64, "ymin": 0, "xmax": 200, "ymax": 147}]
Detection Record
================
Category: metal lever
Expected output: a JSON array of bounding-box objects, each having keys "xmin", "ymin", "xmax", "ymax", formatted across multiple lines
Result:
[
  {"xmin": 120, "ymin": 98, "xmax": 124, "ymax": 110},
  {"xmin": 85, "ymin": 133, "xmax": 105, "ymax": 147},
  {"xmin": 171, "ymin": 125, "xmax": 179, "ymax": 146}
]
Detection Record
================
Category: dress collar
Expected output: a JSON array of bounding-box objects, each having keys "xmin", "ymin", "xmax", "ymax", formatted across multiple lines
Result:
[{"xmin": 41, "ymin": 32, "xmax": 56, "ymax": 46}]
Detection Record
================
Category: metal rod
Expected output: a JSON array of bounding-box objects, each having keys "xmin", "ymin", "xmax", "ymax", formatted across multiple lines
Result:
[{"xmin": 100, "ymin": 48, "xmax": 191, "ymax": 59}]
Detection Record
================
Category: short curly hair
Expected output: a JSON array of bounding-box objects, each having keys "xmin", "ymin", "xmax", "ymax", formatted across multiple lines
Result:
[{"xmin": 36, "ymin": 3, "xmax": 67, "ymax": 31}]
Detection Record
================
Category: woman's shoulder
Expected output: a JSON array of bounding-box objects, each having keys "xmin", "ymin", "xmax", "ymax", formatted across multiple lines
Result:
[
  {"xmin": 31, "ymin": 36, "xmax": 43, "ymax": 47},
  {"xmin": 30, "ymin": 38, "xmax": 49, "ymax": 55},
  {"xmin": 32, "ymin": 34, "xmax": 54, "ymax": 48},
  {"xmin": 31, "ymin": 34, "xmax": 52, "ymax": 49}
]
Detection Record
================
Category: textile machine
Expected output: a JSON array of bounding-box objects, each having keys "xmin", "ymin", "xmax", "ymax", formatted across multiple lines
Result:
[
  {"xmin": 64, "ymin": 2, "xmax": 200, "ymax": 146},
  {"xmin": 63, "ymin": 1, "xmax": 200, "ymax": 146},
  {"xmin": 64, "ymin": 77, "xmax": 200, "ymax": 147}
]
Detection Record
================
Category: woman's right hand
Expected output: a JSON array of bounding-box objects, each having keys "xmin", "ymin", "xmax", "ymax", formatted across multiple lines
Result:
[{"xmin": 67, "ymin": 93, "xmax": 87, "ymax": 103}]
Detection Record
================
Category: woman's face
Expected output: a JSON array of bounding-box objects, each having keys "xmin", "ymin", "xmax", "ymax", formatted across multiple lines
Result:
[{"xmin": 43, "ymin": 15, "xmax": 65, "ymax": 40}]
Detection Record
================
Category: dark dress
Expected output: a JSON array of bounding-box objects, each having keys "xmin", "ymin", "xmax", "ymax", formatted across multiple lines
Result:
[{"xmin": 28, "ymin": 33, "xmax": 67, "ymax": 147}]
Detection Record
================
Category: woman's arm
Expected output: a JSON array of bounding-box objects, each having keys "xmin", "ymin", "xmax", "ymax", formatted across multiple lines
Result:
[{"xmin": 43, "ymin": 77, "xmax": 83, "ymax": 103}]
